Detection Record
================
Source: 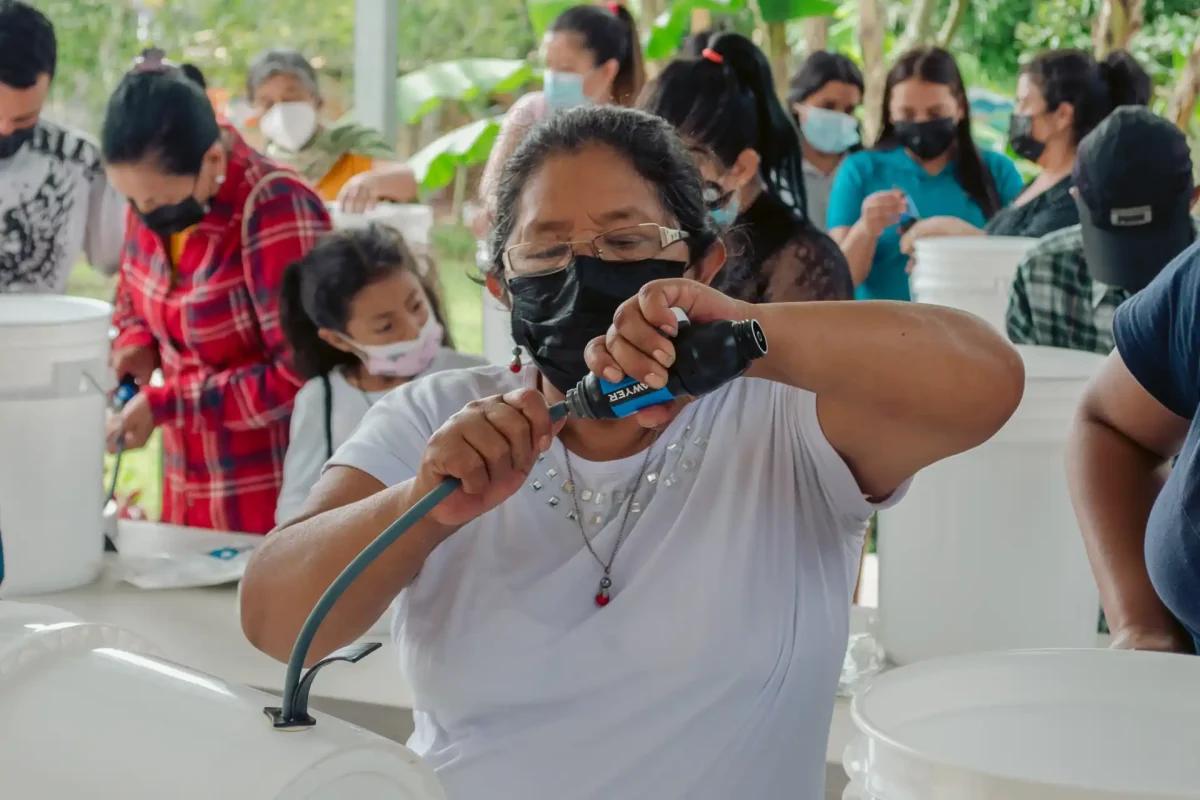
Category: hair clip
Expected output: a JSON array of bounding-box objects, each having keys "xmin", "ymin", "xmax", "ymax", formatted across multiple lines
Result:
[
  {"xmin": 130, "ymin": 47, "xmax": 177, "ymax": 74},
  {"xmin": 701, "ymin": 48, "xmax": 724, "ymax": 65},
  {"xmin": 607, "ymin": 2, "xmax": 621, "ymax": 14}
]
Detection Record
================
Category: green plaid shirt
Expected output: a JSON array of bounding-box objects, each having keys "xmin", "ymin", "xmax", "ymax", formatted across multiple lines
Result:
[{"xmin": 1007, "ymin": 221, "xmax": 1200, "ymax": 354}]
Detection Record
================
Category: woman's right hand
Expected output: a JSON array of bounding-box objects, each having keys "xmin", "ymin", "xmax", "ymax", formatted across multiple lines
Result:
[
  {"xmin": 860, "ymin": 189, "xmax": 908, "ymax": 237},
  {"xmin": 111, "ymin": 344, "xmax": 159, "ymax": 386},
  {"xmin": 1109, "ymin": 624, "xmax": 1194, "ymax": 654},
  {"xmin": 413, "ymin": 389, "xmax": 566, "ymax": 528}
]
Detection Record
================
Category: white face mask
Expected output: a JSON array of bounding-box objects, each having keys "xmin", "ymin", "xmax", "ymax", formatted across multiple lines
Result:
[
  {"xmin": 260, "ymin": 102, "xmax": 318, "ymax": 152},
  {"xmin": 346, "ymin": 316, "xmax": 444, "ymax": 378}
]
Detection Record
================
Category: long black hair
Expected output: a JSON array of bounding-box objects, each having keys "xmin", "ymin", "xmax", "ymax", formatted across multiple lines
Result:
[
  {"xmin": 549, "ymin": 4, "xmax": 644, "ymax": 107},
  {"xmin": 101, "ymin": 68, "xmax": 220, "ymax": 175},
  {"xmin": 637, "ymin": 32, "xmax": 809, "ymax": 221},
  {"xmin": 787, "ymin": 51, "xmax": 864, "ymax": 109},
  {"xmin": 876, "ymin": 47, "xmax": 1001, "ymax": 219},
  {"xmin": 1023, "ymin": 49, "xmax": 1150, "ymax": 146},
  {"xmin": 487, "ymin": 105, "xmax": 721, "ymax": 287},
  {"xmin": 281, "ymin": 224, "xmax": 453, "ymax": 380}
]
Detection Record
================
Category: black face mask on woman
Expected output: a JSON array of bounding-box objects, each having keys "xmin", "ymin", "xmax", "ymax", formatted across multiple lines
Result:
[
  {"xmin": 134, "ymin": 194, "xmax": 209, "ymax": 238},
  {"xmin": 0, "ymin": 126, "xmax": 34, "ymax": 160},
  {"xmin": 1007, "ymin": 114, "xmax": 1046, "ymax": 164},
  {"xmin": 893, "ymin": 118, "xmax": 957, "ymax": 161},
  {"xmin": 508, "ymin": 255, "xmax": 687, "ymax": 394}
]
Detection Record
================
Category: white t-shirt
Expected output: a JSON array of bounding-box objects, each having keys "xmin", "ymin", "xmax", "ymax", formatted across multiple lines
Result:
[
  {"xmin": 0, "ymin": 119, "xmax": 125, "ymax": 292},
  {"xmin": 331, "ymin": 364, "xmax": 908, "ymax": 800},
  {"xmin": 275, "ymin": 348, "xmax": 484, "ymax": 525}
]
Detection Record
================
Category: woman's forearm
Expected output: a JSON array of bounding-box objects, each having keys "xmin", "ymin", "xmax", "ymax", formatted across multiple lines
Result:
[
  {"xmin": 241, "ymin": 478, "xmax": 455, "ymax": 664},
  {"xmin": 1066, "ymin": 413, "xmax": 1179, "ymax": 635},
  {"xmin": 837, "ymin": 221, "xmax": 881, "ymax": 286},
  {"xmin": 747, "ymin": 300, "xmax": 1024, "ymax": 441}
]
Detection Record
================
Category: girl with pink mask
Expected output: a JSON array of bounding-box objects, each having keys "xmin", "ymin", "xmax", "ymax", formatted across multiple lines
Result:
[{"xmin": 276, "ymin": 224, "xmax": 483, "ymax": 524}]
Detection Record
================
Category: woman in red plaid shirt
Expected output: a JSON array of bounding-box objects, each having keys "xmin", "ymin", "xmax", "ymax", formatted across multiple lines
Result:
[{"xmin": 102, "ymin": 59, "xmax": 332, "ymax": 534}]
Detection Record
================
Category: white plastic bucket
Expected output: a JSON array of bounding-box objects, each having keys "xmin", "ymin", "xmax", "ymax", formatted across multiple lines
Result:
[
  {"xmin": 328, "ymin": 202, "xmax": 434, "ymax": 249},
  {"xmin": 0, "ymin": 601, "xmax": 446, "ymax": 799},
  {"xmin": 0, "ymin": 296, "xmax": 112, "ymax": 596},
  {"xmin": 843, "ymin": 649, "xmax": 1200, "ymax": 799},
  {"xmin": 911, "ymin": 236, "xmax": 1037, "ymax": 331},
  {"xmin": 878, "ymin": 345, "xmax": 1105, "ymax": 665}
]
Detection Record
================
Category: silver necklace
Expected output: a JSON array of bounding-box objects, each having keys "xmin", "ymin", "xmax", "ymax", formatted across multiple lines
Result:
[{"xmin": 562, "ymin": 431, "xmax": 660, "ymax": 608}]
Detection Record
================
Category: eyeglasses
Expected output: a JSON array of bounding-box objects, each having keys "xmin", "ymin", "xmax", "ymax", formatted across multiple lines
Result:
[{"xmin": 503, "ymin": 223, "xmax": 690, "ymax": 277}]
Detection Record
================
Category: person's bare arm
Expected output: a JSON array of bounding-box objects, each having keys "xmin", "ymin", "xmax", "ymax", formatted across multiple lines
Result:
[
  {"xmin": 1066, "ymin": 353, "xmax": 1192, "ymax": 651},
  {"xmin": 241, "ymin": 467, "xmax": 456, "ymax": 664},
  {"xmin": 828, "ymin": 223, "xmax": 877, "ymax": 286},
  {"xmin": 477, "ymin": 92, "xmax": 545, "ymax": 224}
]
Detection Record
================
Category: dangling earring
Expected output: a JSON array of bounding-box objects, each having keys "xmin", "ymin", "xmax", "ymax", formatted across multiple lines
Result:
[{"xmin": 509, "ymin": 347, "xmax": 523, "ymax": 374}]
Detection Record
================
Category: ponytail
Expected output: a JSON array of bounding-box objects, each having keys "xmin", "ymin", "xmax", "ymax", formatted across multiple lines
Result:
[
  {"xmin": 1100, "ymin": 51, "xmax": 1152, "ymax": 109},
  {"xmin": 609, "ymin": 5, "xmax": 645, "ymax": 107},
  {"xmin": 638, "ymin": 32, "xmax": 810, "ymax": 221},
  {"xmin": 1024, "ymin": 48, "xmax": 1150, "ymax": 146},
  {"xmin": 549, "ymin": 4, "xmax": 644, "ymax": 107},
  {"xmin": 279, "ymin": 259, "xmax": 354, "ymax": 381}
]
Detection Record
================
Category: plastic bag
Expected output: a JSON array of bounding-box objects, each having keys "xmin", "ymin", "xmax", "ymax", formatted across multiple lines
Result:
[{"xmin": 117, "ymin": 546, "xmax": 254, "ymax": 590}]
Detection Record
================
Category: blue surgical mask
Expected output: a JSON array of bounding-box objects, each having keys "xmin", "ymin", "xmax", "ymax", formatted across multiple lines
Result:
[
  {"xmin": 710, "ymin": 197, "xmax": 740, "ymax": 227},
  {"xmin": 543, "ymin": 70, "xmax": 589, "ymax": 112},
  {"xmin": 799, "ymin": 106, "xmax": 861, "ymax": 154}
]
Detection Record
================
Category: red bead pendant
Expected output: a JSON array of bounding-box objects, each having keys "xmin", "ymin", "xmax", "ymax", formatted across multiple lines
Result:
[
  {"xmin": 509, "ymin": 363, "xmax": 521, "ymax": 373},
  {"xmin": 594, "ymin": 589, "xmax": 610, "ymax": 607}
]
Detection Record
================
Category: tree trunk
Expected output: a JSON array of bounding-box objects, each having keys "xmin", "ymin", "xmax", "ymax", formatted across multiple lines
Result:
[
  {"xmin": 765, "ymin": 21, "xmax": 790, "ymax": 99},
  {"xmin": 1166, "ymin": 36, "xmax": 1200, "ymax": 131},
  {"xmin": 859, "ymin": 0, "xmax": 886, "ymax": 145},
  {"xmin": 1093, "ymin": 0, "xmax": 1144, "ymax": 60},
  {"xmin": 896, "ymin": 0, "xmax": 939, "ymax": 54},
  {"xmin": 640, "ymin": 0, "xmax": 665, "ymax": 28},
  {"xmin": 937, "ymin": 0, "xmax": 971, "ymax": 48},
  {"xmin": 803, "ymin": 17, "xmax": 830, "ymax": 55},
  {"xmin": 691, "ymin": 8, "xmax": 712, "ymax": 33}
]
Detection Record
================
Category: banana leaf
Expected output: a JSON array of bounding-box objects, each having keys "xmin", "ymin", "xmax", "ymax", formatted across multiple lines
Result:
[
  {"xmin": 644, "ymin": 0, "xmax": 747, "ymax": 61},
  {"xmin": 525, "ymin": 0, "xmax": 576, "ymax": 38},
  {"xmin": 407, "ymin": 117, "xmax": 502, "ymax": 192},
  {"xmin": 397, "ymin": 59, "xmax": 536, "ymax": 125},
  {"xmin": 757, "ymin": 0, "xmax": 839, "ymax": 24}
]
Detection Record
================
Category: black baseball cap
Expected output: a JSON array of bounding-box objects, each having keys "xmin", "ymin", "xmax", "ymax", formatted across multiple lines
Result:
[{"xmin": 1073, "ymin": 106, "xmax": 1195, "ymax": 292}]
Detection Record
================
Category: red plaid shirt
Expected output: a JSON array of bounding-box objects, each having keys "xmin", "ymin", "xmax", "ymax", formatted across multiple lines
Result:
[{"xmin": 112, "ymin": 129, "xmax": 332, "ymax": 534}]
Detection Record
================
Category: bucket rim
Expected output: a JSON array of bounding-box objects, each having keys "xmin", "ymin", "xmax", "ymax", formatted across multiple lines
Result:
[
  {"xmin": 913, "ymin": 235, "xmax": 1039, "ymax": 254},
  {"xmin": 0, "ymin": 295, "xmax": 112, "ymax": 328},
  {"xmin": 849, "ymin": 647, "xmax": 1197, "ymax": 797}
]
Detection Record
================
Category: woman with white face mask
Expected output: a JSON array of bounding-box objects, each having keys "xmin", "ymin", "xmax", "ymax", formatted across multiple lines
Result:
[
  {"xmin": 275, "ymin": 224, "xmax": 484, "ymax": 525},
  {"xmin": 786, "ymin": 52, "xmax": 864, "ymax": 233},
  {"xmin": 473, "ymin": 3, "xmax": 644, "ymax": 236},
  {"xmin": 246, "ymin": 48, "xmax": 418, "ymax": 212}
]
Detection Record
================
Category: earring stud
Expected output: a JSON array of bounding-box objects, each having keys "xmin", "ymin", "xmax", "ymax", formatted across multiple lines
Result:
[{"xmin": 509, "ymin": 347, "xmax": 523, "ymax": 374}]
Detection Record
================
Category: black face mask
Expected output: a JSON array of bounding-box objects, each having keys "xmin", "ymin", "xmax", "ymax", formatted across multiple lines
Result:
[
  {"xmin": 508, "ymin": 255, "xmax": 688, "ymax": 395},
  {"xmin": 893, "ymin": 118, "xmax": 957, "ymax": 161},
  {"xmin": 1008, "ymin": 114, "xmax": 1046, "ymax": 164},
  {"xmin": 0, "ymin": 126, "xmax": 35, "ymax": 160},
  {"xmin": 135, "ymin": 194, "xmax": 209, "ymax": 238}
]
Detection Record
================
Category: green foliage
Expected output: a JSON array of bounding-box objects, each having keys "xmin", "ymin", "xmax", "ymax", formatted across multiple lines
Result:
[
  {"xmin": 408, "ymin": 118, "xmax": 502, "ymax": 192},
  {"xmin": 757, "ymin": 0, "xmax": 839, "ymax": 24},
  {"xmin": 525, "ymin": 0, "xmax": 576, "ymax": 37},
  {"xmin": 643, "ymin": 0, "xmax": 748, "ymax": 60},
  {"xmin": 397, "ymin": 59, "xmax": 537, "ymax": 124}
]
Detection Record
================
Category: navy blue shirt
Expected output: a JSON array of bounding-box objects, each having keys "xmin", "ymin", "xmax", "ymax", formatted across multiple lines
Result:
[{"xmin": 1112, "ymin": 239, "xmax": 1200, "ymax": 650}]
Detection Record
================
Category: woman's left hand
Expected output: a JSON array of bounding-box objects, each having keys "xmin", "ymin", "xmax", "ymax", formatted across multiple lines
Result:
[
  {"xmin": 337, "ymin": 165, "xmax": 419, "ymax": 214},
  {"xmin": 584, "ymin": 279, "xmax": 749, "ymax": 423},
  {"xmin": 107, "ymin": 393, "xmax": 156, "ymax": 452}
]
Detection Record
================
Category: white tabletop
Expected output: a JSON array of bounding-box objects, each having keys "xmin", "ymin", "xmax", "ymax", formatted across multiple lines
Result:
[{"xmin": 28, "ymin": 521, "xmax": 863, "ymax": 763}]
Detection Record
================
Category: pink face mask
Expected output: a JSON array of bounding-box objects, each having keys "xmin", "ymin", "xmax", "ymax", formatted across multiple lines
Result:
[{"xmin": 352, "ymin": 316, "xmax": 443, "ymax": 378}]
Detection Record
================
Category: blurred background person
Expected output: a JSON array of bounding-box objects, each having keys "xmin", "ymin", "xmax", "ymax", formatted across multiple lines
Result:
[
  {"xmin": 0, "ymin": 0, "xmax": 123, "ymax": 293},
  {"xmin": 246, "ymin": 48, "xmax": 415, "ymax": 211},
  {"xmin": 902, "ymin": 49, "xmax": 1150, "ymax": 252},
  {"xmin": 787, "ymin": 51, "xmax": 864, "ymax": 232},
  {"xmin": 640, "ymin": 33, "xmax": 852, "ymax": 303},
  {"xmin": 827, "ymin": 47, "xmax": 1023, "ymax": 301}
]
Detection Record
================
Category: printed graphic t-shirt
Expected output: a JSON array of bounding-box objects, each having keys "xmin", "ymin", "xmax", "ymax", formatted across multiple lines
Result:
[{"xmin": 0, "ymin": 119, "xmax": 126, "ymax": 293}]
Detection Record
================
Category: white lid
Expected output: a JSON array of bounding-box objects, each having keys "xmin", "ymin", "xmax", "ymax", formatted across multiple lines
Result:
[
  {"xmin": 0, "ymin": 295, "xmax": 112, "ymax": 327},
  {"xmin": 1015, "ymin": 344, "xmax": 1107, "ymax": 381},
  {"xmin": 327, "ymin": 203, "xmax": 435, "ymax": 245},
  {"xmin": 914, "ymin": 235, "xmax": 1038, "ymax": 257}
]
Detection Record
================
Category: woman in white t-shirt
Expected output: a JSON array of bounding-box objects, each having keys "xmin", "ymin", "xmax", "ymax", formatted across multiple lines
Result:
[
  {"xmin": 242, "ymin": 106, "xmax": 1024, "ymax": 799},
  {"xmin": 276, "ymin": 224, "xmax": 483, "ymax": 525}
]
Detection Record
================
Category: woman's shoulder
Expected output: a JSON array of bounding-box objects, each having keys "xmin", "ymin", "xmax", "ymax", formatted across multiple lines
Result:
[
  {"xmin": 427, "ymin": 348, "xmax": 489, "ymax": 373},
  {"xmin": 507, "ymin": 92, "xmax": 547, "ymax": 128},
  {"xmin": 374, "ymin": 362, "xmax": 528, "ymax": 427},
  {"xmin": 979, "ymin": 148, "xmax": 1020, "ymax": 177}
]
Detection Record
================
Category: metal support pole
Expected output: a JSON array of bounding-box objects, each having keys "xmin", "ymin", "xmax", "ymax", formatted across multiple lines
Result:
[{"xmin": 353, "ymin": 0, "xmax": 399, "ymax": 143}]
